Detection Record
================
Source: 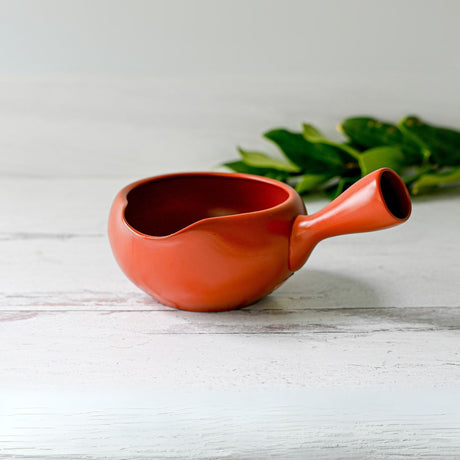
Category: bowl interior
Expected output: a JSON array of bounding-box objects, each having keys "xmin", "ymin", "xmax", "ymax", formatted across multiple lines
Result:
[{"xmin": 124, "ymin": 175, "xmax": 290, "ymax": 236}]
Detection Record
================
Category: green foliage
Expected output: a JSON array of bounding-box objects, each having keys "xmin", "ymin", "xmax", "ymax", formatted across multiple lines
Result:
[
  {"xmin": 237, "ymin": 148, "xmax": 300, "ymax": 172},
  {"xmin": 223, "ymin": 116, "xmax": 460, "ymax": 197},
  {"xmin": 410, "ymin": 165, "xmax": 460, "ymax": 195},
  {"xmin": 302, "ymin": 124, "xmax": 360, "ymax": 161},
  {"xmin": 398, "ymin": 116, "xmax": 460, "ymax": 166},
  {"xmin": 357, "ymin": 146, "xmax": 406, "ymax": 175},
  {"xmin": 263, "ymin": 128, "xmax": 346, "ymax": 174},
  {"xmin": 221, "ymin": 160, "xmax": 289, "ymax": 182},
  {"xmin": 339, "ymin": 117, "xmax": 403, "ymax": 149},
  {"xmin": 295, "ymin": 172, "xmax": 336, "ymax": 194},
  {"xmin": 340, "ymin": 117, "xmax": 424, "ymax": 165}
]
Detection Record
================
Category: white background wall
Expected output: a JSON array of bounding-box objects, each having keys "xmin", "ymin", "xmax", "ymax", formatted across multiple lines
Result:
[
  {"xmin": 0, "ymin": 0, "xmax": 459, "ymax": 177},
  {"xmin": 0, "ymin": 0, "xmax": 459, "ymax": 77}
]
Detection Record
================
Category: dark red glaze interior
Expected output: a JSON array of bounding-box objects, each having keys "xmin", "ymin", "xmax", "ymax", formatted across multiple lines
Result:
[{"xmin": 124, "ymin": 175, "xmax": 290, "ymax": 236}]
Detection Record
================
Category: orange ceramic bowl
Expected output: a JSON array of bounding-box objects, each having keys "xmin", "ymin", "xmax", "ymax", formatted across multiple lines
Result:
[{"xmin": 108, "ymin": 169, "xmax": 411, "ymax": 312}]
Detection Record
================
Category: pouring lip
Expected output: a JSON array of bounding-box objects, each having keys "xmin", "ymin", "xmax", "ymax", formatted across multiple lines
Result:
[{"xmin": 118, "ymin": 171, "xmax": 300, "ymax": 239}]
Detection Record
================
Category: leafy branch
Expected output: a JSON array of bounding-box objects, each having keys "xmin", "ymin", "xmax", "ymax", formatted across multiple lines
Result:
[{"xmin": 223, "ymin": 116, "xmax": 460, "ymax": 198}]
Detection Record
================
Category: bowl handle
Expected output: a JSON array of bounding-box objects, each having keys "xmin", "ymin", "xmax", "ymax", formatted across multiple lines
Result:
[{"xmin": 289, "ymin": 168, "xmax": 412, "ymax": 271}]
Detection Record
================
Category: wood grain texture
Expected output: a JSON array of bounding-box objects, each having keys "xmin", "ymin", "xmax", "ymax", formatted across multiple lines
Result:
[
  {"xmin": 1, "ymin": 76, "xmax": 459, "ymax": 458},
  {"xmin": 1, "ymin": 389, "xmax": 460, "ymax": 459},
  {"xmin": 0, "ymin": 309, "xmax": 459, "ymax": 390}
]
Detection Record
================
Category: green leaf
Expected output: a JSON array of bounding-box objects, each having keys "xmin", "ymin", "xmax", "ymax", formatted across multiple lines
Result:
[
  {"xmin": 295, "ymin": 172, "xmax": 336, "ymax": 194},
  {"xmin": 237, "ymin": 148, "xmax": 300, "ymax": 172},
  {"xmin": 222, "ymin": 160, "xmax": 288, "ymax": 181},
  {"xmin": 398, "ymin": 116, "xmax": 460, "ymax": 166},
  {"xmin": 339, "ymin": 117, "xmax": 403, "ymax": 149},
  {"xmin": 302, "ymin": 123, "xmax": 361, "ymax": 160},
  {"xmin": 358, "ymin": 145, "xmax": 406, "ymax": 175},
  {"xmin": 301, "ymin": 124, "xmax": 324, "ymax": 143},
  {"xmin": 411, "ymin": 166, "xmax": 460, "ymax": 195},
  {"xmin": 345, "ymin": 141, "xmax": 367, "ymax": 152},
  {"xmin": 340, "ymin": 116, "xmax": 424, "ymax": 165},
  {"xmin": 264, "ymin": 128, "xmax": 345, "ymax": 174}
]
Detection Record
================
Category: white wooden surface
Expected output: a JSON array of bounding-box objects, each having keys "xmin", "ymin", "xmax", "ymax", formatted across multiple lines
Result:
[{"xmin": 1, "ymin": 76, "xmax": 460, "ymax": 459}]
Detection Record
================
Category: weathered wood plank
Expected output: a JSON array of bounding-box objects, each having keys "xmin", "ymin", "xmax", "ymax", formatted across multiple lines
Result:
[
  {"xmin": 0, "ymin": 307, "xmax": 459, "ymax": 332},
  {"xmin": 1, "ymin": 389, "xmax": 459, "ymax": 459},
  {"xmin": 0, "ymin": 311, "xmax": 459, "ymax": 389}
]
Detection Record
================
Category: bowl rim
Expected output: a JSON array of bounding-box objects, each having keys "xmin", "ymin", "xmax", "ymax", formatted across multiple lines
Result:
[{"xmin": 118, "ymin": 171, "xmax": 300, "ymax": 239}]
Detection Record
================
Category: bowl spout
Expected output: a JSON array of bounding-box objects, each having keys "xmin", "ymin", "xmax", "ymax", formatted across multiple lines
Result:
[{"xmin": 288, "ymin": 168, "xmax": 412, "ymax": 271}]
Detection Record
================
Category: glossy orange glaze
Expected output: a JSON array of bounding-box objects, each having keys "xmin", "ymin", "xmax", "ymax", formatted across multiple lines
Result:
[
  {"xmin": 289, "ymin": 168, "xmax": 412, "ymax": 270},
  {"xmin": 108, "ymin": 169, "xmax": 411, "ymax": 312}
]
